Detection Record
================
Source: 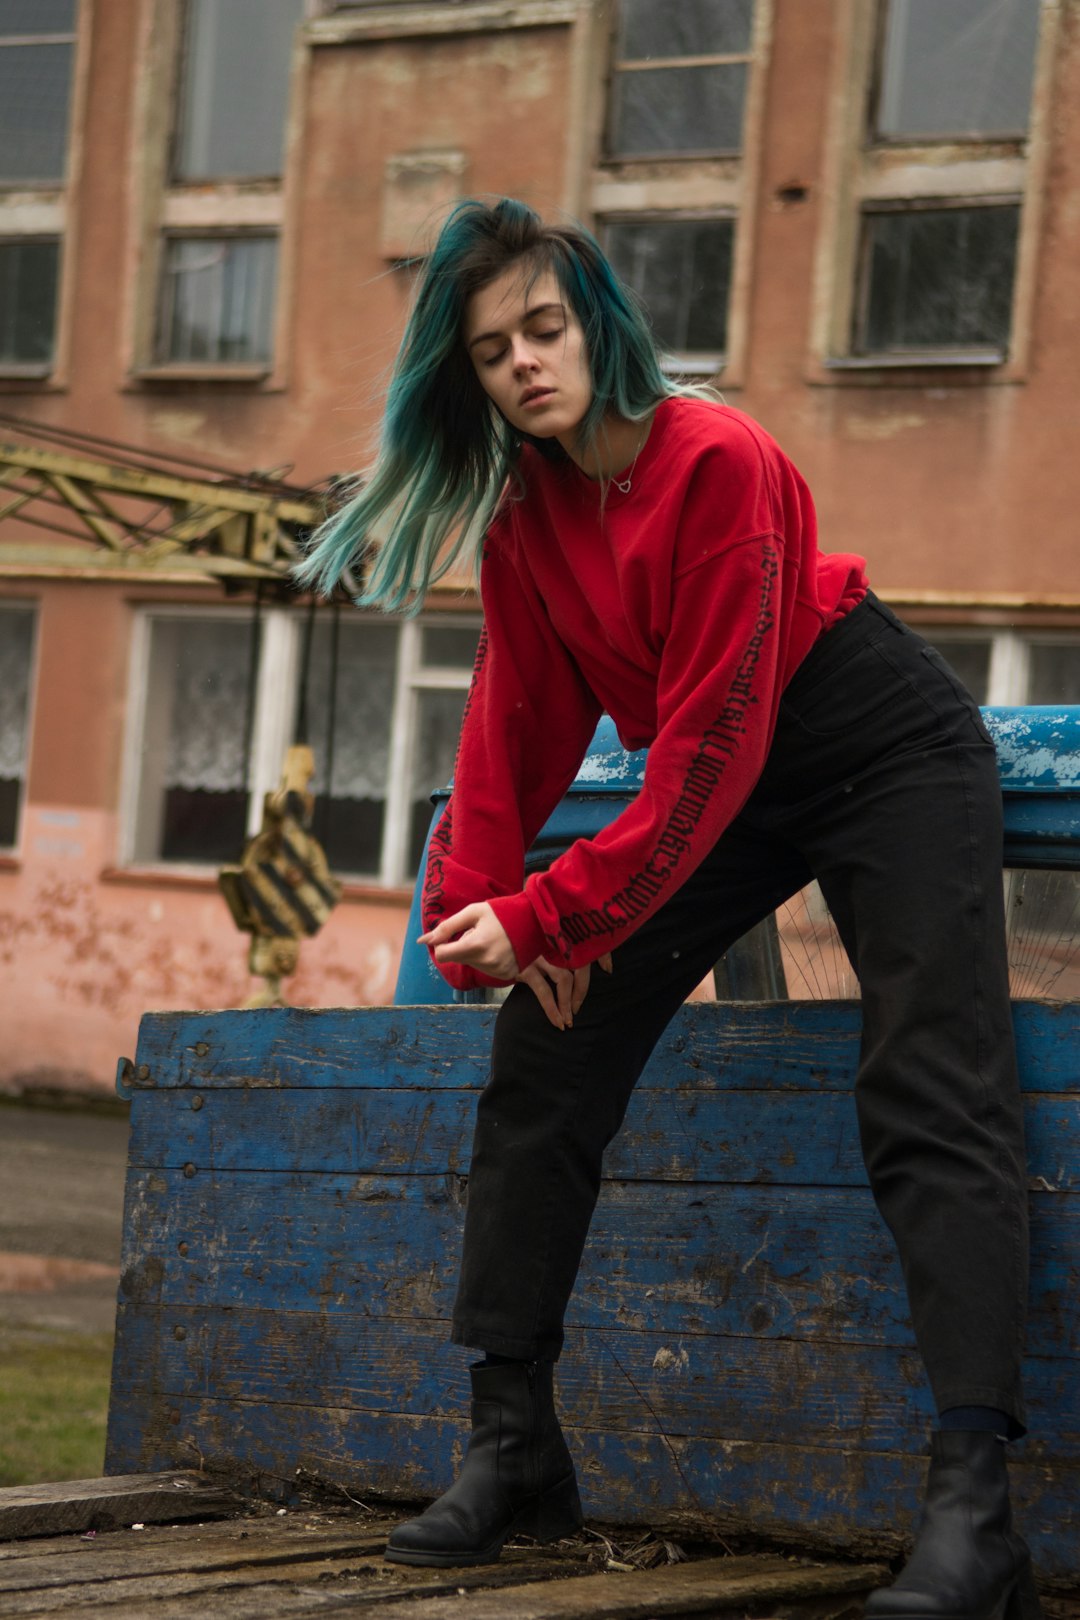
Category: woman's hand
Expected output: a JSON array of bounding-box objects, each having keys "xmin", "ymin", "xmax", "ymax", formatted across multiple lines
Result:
[
  {"xmin": 517, "ymin": 953, "xmax": 613, "ymax": 1031},
  {"xmin": 419, "ymin": 904, "xmax": 612, "ymax": 1031},
  {"xmin": 420, "ymin": 902, "xmax": 520, "ymax": 982}
]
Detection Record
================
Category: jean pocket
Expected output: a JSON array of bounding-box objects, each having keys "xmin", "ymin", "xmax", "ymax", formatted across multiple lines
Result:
[
  {"xmin": 916, "ymin": 644, "xmax": 995, "ymax": 746},
  {"xmin": 780, "ymin": 638, "xmax": 906, "ymax": 737}
]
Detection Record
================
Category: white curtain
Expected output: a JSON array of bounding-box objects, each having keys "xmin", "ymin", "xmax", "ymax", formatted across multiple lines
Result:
[
  {"xmin": 163, "ymin": 620, "xmax": 252, "ymax": 792},
  {"xmin": 0, "ymin": 608, "xmax": 34, "ymax": 780}
]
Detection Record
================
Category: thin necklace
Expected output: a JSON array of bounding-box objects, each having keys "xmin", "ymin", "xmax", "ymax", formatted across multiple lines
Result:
[{"xmin": 612, "ymin": 429, "xmax": 648, "ymax": 494}]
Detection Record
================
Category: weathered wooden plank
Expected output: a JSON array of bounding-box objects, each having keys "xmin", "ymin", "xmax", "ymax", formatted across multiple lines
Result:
[
  {"xmin": 0, "ymin": 1520, "xmax": 396, "ymax": 1584},
  {"xmin": 124, "ymin": 1086, "xmax": 1080, "ymax": 1192},
  {"xmin": 126, "ymin": 1087, "xmax": 869, "ymax": 1185},
  {"xmin": 0, "ymin": 1539, "xmax": 392, "ymax": 1602},
  {"xmin": 112, "ymin": 1169, "xmax": 1080, "ymax": 1352},
  {"xmin": 106, "ymin": 1308, "xmax": 1080, "ymax": 1463},
  {"xmin": 376, "ymin": 1556, "xmax": 887, "ymax": 1620},
  {"xmin": 0, "ymin": 1473, "xmax": 237, "ymax": 1542},
  {"xmin": 127, "ymin": 1001, "xmax": 1080, "ymax": 1094},
  {"xmin": 0, "ymin": 1550, "xmax": 389, "ymax": 1615},
  {"xmin": 105, "ymin": 1397, "xmax": 1077, "ymax": 1576},
  {"xmin": 3, "ymin": 1547, "xmax": 883, "ymax": 1620}
]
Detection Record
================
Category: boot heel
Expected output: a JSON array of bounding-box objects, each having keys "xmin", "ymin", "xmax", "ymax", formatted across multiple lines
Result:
[
  {"xmin": 1006, "ymin": 1559, "xmax": 1043, "ymax": 1620},
  {"xmin": 513, "ymin": 1473, "xmax": 584, "ymax": 1543}
]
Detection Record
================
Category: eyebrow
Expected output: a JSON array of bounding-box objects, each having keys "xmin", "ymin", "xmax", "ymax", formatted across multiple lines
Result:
[{"xmin": 466, "ymin": 302, "xmax": 564, "ymax": 350}]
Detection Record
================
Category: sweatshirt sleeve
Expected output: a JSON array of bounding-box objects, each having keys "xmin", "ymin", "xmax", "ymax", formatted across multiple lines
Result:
[
  {"xmin": 420, "ymin": 529, "xmax": 603, "ymax": 991},
  {"xmin": 487, "ymin": 485, "xmax": 794, "ymax": 971}
]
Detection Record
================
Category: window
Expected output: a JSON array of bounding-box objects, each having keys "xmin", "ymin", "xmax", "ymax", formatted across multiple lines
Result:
[
  {"xmin": 0, "ymin": 603, "xmax": 38, "ymax": 850},
  {"xmin": 130, "ymin": 615, "xmax": 257, "ymax": 866},
  {"xmin": 303, "ymin": 616, "xmax": 480, "ymax": 885},
  {"xmin": 0, "ymin": 0, "xmax": 76, "ymax": 184},
  {"xmin": 0, "ymin": 1, "xmax": 78, "ymax": 376},
  {"xmin": 607, "ymin": 0, "xmax": 754, "ymax": 159},
  {"xmin": 144, "ymin": 0, "xmax": 304, "ymax": 375},
  {"xmin": 854, "ymin": 203, "xmax": 1020, "ymax": 358},
  {"xmin": 0, "ymin": 238, "xmax": 61, "ymax": 365},
  {"xmin": 925, "ymin": 630, "xmax": 1080, "ymax": 708},
  {"xmin": 155, "ymin": 236, "xmax": 278, "ymax": 364},
  {"xmin": 124, "ymin": 608, "xmax": 480, "ymax": 883},
  {"xmin": 173, "ymin": 0, "xmax": 302, "ymax": 180},
  {"xmin": 814, "ymin": 0, "xmax": 1049, "ymax": 372},
  {"xmin": 874, "ymin": 0, "xmax": 1040, "ymax": 141},
  {"xmin": 606, "ymin": 217, "xmax": 733, "ymax": 358},
  {"xmin": 591, "ymin": 0, "xmax": 768, "ymax": 378}
]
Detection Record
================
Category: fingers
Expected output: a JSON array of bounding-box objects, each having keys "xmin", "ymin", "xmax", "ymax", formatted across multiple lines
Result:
[
  {"xmin": 570, "ymin": 965, "xmax": 590, "ymax": 1017},
  {"xmin": 518, "ymin": 951, "xmax": 616, "ymax": 1030},
  {"xmin": 417, "ymin": 905, "xmax": 483, "ymax": 948},
  {"xmin": 519, "ymin": 963, "xmax": 566, "ymax": 1030}
]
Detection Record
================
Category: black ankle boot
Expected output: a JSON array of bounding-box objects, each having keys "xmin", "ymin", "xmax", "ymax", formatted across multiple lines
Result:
[
  {"xmin": 384, "ymin": 1360, "xmax": 583, "ymax": 1567},
  {"xmin": 865, "ymin": 1431, "xmax": 1042, "ymax": 1619}
]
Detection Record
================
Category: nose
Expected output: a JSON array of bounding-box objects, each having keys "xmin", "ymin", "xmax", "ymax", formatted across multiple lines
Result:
[{"xmin": 510, "ymin": 336, "xmax": 539, "ymax": 375}]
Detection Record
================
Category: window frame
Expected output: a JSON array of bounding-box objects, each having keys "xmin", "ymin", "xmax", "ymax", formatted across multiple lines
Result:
[
  {"xmin": 127, "ymin": 0, "xmax": 311, "ymax": 386},
  {"xmin": 0, "ymin": 233, "xmax": 64, "ymax": 374},
  {"xmin": 910, "ymin": 624, "xmax": 1080, "ymax": 707},
  {"xmin": 152, "ymin": 227, "xmax": 281, "ymax": 373},
  {"xmin": 604, "ymin": 8, "xmax": 756, "ymax": 164},
  {"xmin": 808, "ymin": 0, "xmax": 1060, "ymax": 383},
  {"xmin": 586, "ymin": 0, "xmax": 774, "ymax": 386},
  {"xmin": 849, "ymin": 193, "xmax": 1024, "ymax": 362},
  {"xmin": 0, "ymin": 597, "xmax": 40, "ymax": 856},
  {"xmin": 0, "ymin": 0, "xmax": 90, "ymax": 387},
  {"xmin": 120, "ymin": 603, "xmax": 481, "ymax": 887},
  {"xmin": 601, "ymin": 209, "xmax": 735, "ymax": 376}
]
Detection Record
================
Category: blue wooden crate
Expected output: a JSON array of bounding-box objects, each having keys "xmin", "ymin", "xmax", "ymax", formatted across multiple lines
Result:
[
  {"xmin": 105, "ymin": 999, "xmax": 1079, "ymax": 1575},
  {"xmin": 105, "ymin": 708, "xmax": 1080, "ymax": 1573}
]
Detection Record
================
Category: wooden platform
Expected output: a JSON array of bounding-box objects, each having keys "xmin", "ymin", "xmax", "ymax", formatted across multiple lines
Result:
[
  {"xmin": 0, "ymin": 1475, "xmax": 891, "ymax": 1619},
  {"xmin": 102, "ymin": 998, "xmax": 1080, "ymax": 1580},
  {"xmin": 6, "ymin": 1475, "xmax": 1080, "ymax": 1619}
]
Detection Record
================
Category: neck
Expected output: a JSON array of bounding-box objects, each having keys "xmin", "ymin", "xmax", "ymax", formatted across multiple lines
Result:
[{"xmin": 558, "ymin": 411, "xmax": 654, "ymax": 482}]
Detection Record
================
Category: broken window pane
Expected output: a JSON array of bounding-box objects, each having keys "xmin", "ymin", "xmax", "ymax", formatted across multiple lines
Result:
[
  {"xmin": 0, "ymin": 0, "xmax": 75, "ymax": 185},
  {"xmin": 156, "ymin": 236, "xmax": 278, "ymax": 364},
  {"xmin": 607, "ymin": 218, "xmax": 733, "ymax": 355},
  {"xmin": 0, "ymin": 239, "xmax": 60, "ymax": 364},
  {"xmin": 617, "ymin": 0, "xmax": 753, "ymax": 59},
  {"xmin": 610, "ymin": 62, "xmax": 748, "ymax": 156},
  {"xmin": 856, "ymin": 205, "xmax": 1020, "ymax": 355},
  {"xmin": 876, "ymin": 0, "xmax": 1041, "ymax": 140},
  {"xmin": 174, "ymin": 0, "xmax": 303, "ymax": 180}
]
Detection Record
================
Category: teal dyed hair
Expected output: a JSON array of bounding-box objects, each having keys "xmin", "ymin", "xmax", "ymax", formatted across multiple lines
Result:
[{"xmin": 295, "ymin": 197, "xmax": 689, "ymax": 612}]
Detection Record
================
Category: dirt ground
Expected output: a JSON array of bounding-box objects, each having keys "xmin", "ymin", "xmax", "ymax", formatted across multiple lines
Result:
[{"xmin": 0, "ymin": 1101, "xmax": 128, "ymax": 1338}]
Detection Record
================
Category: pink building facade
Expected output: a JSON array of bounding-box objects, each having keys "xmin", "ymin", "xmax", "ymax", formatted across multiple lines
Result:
[{"xmin": 1, "ymin": 0, "xmax": 1078, "ymax": 1094}]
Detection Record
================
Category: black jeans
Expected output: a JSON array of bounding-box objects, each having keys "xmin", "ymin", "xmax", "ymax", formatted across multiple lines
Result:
[{"xmin": 451, "ymin": 594, "xmax": 1029, "ymax": 1434}]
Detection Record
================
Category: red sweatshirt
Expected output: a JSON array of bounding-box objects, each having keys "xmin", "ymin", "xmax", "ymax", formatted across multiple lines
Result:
[{"xmin": 421, "ymin": 398, "xmax": 867, "ymax": 990}]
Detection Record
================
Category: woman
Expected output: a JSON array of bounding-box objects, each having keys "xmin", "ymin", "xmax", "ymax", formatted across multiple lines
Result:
[{"xmin": 297, "ymin": 199, "xmax": 1039, "ymax": 1620}]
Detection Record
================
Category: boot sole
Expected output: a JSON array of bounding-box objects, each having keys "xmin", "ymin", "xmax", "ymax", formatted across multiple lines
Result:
[
  {"xmin": 865, "ymin": 1564, "xmax": 1043, "ymax": 1620},
  {"xmin": 384, "ymin": 1473, "xmax": 584, "ymax": 1568}
]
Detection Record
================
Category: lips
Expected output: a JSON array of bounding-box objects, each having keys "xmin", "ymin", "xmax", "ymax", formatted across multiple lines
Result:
[{"xmin": 520, "ymin": 387, "xmax": 554, "ymax": 406}]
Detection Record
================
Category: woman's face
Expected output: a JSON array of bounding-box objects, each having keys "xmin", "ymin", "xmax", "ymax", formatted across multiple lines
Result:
[{"xmin": 463, "ymin": 266, "xmax": 593, "ymax": 448}]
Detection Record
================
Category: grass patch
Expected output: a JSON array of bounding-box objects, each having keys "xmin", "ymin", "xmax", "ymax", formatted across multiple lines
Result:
[{"xmin": 0, "ymin": 1331, "xmax": 114, "ymax": 1485}]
